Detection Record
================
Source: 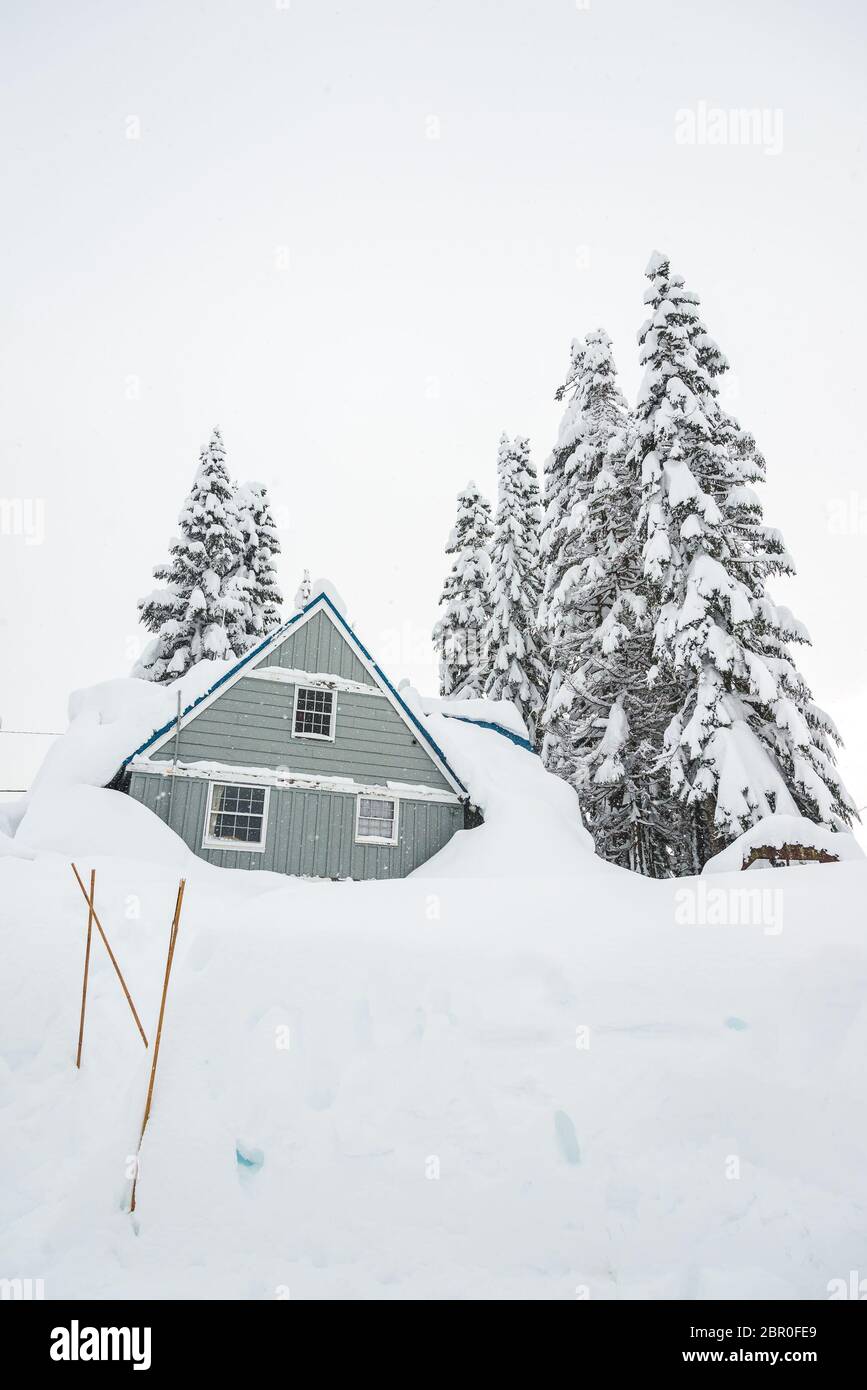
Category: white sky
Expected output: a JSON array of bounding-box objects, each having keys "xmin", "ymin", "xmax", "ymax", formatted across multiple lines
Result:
[{"xmin": 1, "ymin": 0, "xmax": 865, "ymax": 808}]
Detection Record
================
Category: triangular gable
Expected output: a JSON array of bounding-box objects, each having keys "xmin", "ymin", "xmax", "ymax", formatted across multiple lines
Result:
[
  {"xmin": 125, "ymin": 594, "xmax": 468, "ymax": 797},
  {"xmin": 258, "ymin": 608, "xmax": 371, "ymax": 685}
]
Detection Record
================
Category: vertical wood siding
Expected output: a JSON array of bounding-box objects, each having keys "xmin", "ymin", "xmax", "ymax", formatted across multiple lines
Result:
[
  {"xmin": 129, "ymin": 771, "xmax": 462, "ymax": 880},
  {"xmin": 261, "ymin": 609, "xmax": 370, "ymax": 682},
  {"xmin": 151, "ymin": 676, "xmax": 450, "ymax": 789}
]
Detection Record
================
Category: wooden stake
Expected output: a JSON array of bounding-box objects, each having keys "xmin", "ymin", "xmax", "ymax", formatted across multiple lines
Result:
[
  {"xmin": 130, "ymin": 879, "xmax": 186, "ymax": 1213},
  {"xmin": 75, "ymin": 869, "xmax": 96, "ymax": 1068},
  {"xmin": 70, "ymin": 863, "xmax": 148, "ymax": 1048}
]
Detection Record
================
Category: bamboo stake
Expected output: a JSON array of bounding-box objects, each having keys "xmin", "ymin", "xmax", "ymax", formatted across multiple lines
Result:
[
  {"xmin": 70, "ymin": 863, "xmax": 148, "ymax": 1048},
  {"xmin": 130, "ymin": 879, "xmax": 186, "ymax": 1213},
  {"xmin": 75, "ymin": 869, "xmax": 96, "ymax": 1068}
]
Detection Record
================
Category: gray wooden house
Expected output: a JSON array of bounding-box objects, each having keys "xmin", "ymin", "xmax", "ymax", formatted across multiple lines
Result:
[{"xmin": 121, "ymin": 592, "xmax": 472, "ymax": 879}]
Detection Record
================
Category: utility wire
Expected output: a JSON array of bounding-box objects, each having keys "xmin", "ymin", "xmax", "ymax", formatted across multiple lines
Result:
[{"xmin": 0, "ymin": 729, "xmax": 63, "ymax": 736}]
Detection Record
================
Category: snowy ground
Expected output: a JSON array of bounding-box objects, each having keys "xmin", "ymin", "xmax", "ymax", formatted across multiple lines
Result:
[{"xmin": 2, "ymin": 713, "xmax": 866, "ymax": 1300}]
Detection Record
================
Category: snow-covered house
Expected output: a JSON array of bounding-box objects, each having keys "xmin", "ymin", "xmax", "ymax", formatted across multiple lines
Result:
[{"xmin": 119, "ymin": 591, "xmax": 528, "ymax": 880}]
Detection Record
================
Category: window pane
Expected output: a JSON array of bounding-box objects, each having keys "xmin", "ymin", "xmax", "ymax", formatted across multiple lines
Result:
[
  {"xmin": 294, "ymin": 687, "xmax": 334, "ymax": 737},
  {"xmin": 357, "ymin": 796, "xmax": 395, "ymax": 841},
  {"xmin": 208, "ymin": 784, "xmax": 266, "ymax": 846}
]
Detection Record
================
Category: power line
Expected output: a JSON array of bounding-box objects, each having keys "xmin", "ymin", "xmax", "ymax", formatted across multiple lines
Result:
[{"xmin": 0, "ymin": 729, "xmax": 63, "ymax": 736}]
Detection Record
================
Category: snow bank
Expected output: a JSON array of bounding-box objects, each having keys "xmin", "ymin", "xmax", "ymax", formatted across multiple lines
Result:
[
  {"xmin": 703, "ymin": 814, "xmax": 865, "ymax": 875},
  {"xmin": 416, "ymin": 709, "xmax": 595, "ymax": 877},
  {"xmin": 0, "ymin": 827, "xmax": 34, "ymax": 860},
  {"xmin": 27, "ymin": 663, "xmax": 236, "ymax": 800},
  {"xmin": 0, "ymin": 797, "xmax": 28, "ymax": 838},
  {"xmin": 2, "ymin": 847, "xmax": 866, "ymax": 1299},
  {"xmin": 15, "ymin": 786, "xmax": 195, "ymax": 867}
]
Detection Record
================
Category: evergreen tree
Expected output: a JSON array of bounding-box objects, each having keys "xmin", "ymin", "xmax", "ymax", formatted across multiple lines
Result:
[
  {"xmin": 632, "ymin": 251, "xmax": 855, "ymax": 866},
  {"xmin": 135, "ymin": 427, "xmax": 247, "ymax": 681},
  {"xmin": 234, "ymin": 481, "xmax": 283, "ymax": 647},
  {"xmin": 540, "ymin": 330, "xmax": 675, "ymax": 876},
  {"xmin": 539, "ymin": 337, "xmax": 584, "ymax": 654},
  {"xmin": 484, "ymin": 433, "xmax": 548, "ymax": 741},
  {"xmin": 432, "ymin": 481, "xmax": 493, "ymax": 697},
  {"xmin": 541, "ymin": 329, "xmax": 631, "ymax": 759}
]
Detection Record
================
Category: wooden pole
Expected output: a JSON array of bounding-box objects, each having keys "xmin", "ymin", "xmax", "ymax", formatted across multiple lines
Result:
[
  {"xmin": 167, "ymin": 688, "xmax": 182, "ymax": 823},
  {"xmin": 75, "ymin": 869, "xmax": 96, "ymax": 1068},
  {"xmin": 130, "ymin": 878, "xmax": 186, "ymax": 1213},
  {"xmin": 70, "ymin": 863, "xmax": 148, "ymax": 1048}
]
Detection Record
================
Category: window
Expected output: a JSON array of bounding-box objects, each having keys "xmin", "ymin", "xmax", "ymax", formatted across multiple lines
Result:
[
  {"xmin": 355, "ymin": 795, "xmax": 398, "ymax": 845},
  {"xmin": 203, "ymin": 783, "xmax": 269, "ymax": 851},
  {"xmin": 293, "ymin": 686, "xmax": 335, "ymax": 740}
]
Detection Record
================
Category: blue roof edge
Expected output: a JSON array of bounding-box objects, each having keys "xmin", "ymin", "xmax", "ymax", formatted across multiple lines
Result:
[
  {"xmin": 442, "ymin": 714, "xmax": 535, "ymax": 753},
  {"xmin": 123, "ymin": 593, "xmax": 469, "ymax": 797}
]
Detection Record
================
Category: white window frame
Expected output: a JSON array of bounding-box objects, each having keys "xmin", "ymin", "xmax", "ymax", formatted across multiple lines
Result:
[
  {"xmin": 202, "ymin": 781, "xmax": 270, "ymax": 853},
  {"xmin": 354, "ymin": 793, "xmax": 399, "ymax": 846},
  {"xmin": 291, "ymin": 684, "xmax": 336, "ymax": 742}
]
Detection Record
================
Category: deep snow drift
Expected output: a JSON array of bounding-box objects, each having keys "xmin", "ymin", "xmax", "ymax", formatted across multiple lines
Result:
[{"xmin": 1, "ymin": 685, "xmax": 866, "ymax": 1299}]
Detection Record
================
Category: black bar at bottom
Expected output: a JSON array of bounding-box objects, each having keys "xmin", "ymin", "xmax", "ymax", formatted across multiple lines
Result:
[{"xmin": 6, "ymin": 1296, "xmax": 865, "ymax": 1373}]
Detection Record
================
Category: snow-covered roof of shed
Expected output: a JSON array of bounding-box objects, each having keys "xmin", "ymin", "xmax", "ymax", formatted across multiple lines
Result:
[{"xmin": 702, "ymin": 814, "xmax": 864, "ymax": 874}]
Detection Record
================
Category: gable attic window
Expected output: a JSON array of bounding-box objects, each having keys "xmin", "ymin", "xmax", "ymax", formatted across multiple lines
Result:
[
  {"xmin": 355, "ymin": 795, "xmax": 399, "ymax": 846},
  {"xmin": 203, "ymin": 782, "xmax": 269, "ymax": 852},
  {"xmin": 293, "ymin": 685, "xmax": 335, "ymax": 740}
]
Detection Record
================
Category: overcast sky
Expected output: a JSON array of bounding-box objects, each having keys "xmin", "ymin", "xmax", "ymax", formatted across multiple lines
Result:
[{"xmin": 1, "ymin": 0, "xmax": 865, "ymax": 806}]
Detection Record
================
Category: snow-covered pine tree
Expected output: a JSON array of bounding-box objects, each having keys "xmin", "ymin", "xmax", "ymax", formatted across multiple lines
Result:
[
  {"xmin": 484, "ymin": 434, "xmax": 548, "ymax": 741},
  {"xmin": 234, "ymin": 481, "xmax": 283, "ymax": 647},
  {"xmin": 539, "ymin": 337, "xmax": 584, "ymax": 648},
  {"xmin": 135, "ymin": 427, "xmax": 247, "ymax": 681},
  {"xmin": 539, "ymin": 330, "xmax": 675, "ymax": 876},
  {"xmin": 541, "ymin": 331, "xmax": 629, "ymax": 767},
  {"xmin": 432, "ymin": 481, "xmax": 493, "ymax": 698},
  {"xmin": 632, "ymin": 251, "xmax": 855, "ymax": 868}
]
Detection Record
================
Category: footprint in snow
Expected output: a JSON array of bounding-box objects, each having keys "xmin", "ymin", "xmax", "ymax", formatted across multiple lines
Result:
[
  {"xmin": 235, "ymin": 1141, "xmax": 264, "ymax": 1173},
  {"xmin": 554, "ymin": 1109, "xmax": 581, "ymax": 1166}
]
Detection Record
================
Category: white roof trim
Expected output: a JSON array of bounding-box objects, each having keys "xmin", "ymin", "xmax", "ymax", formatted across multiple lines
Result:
[
  {"xmin": 136, "ymin": 596, "xmax": 466, "ymax": 796},
  {"xmin": 244, "ymin": 666, "xmax": 385, "ymax": 697},
  {"xmin": 128, "ymin": 757, "xmax": 462, "ymax": 805}
]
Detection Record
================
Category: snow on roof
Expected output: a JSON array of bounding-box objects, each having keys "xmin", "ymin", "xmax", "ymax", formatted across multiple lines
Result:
[
  {"xmin": 413, "ymin": 705, "xmax": 595, "ymax": 877},
  {"xmin": 29, "ymin": 661, "xmax": 237, "ymax": 800},
  {"xmin": 308, "ymin": 576, "xmax": 347, "ymax": 616},
  {"xmin": 702, "ymin": 814, "xmax": 864, "ymax": 875},
  {"xmin": 410, "ymin": 692, "xmax": 531, "ymax": 747}
]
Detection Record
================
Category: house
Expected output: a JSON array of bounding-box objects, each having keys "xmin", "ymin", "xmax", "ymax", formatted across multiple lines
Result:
[{"xmin": 121, "ymin": 591, "xmax": 477, "ymax": 880}]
